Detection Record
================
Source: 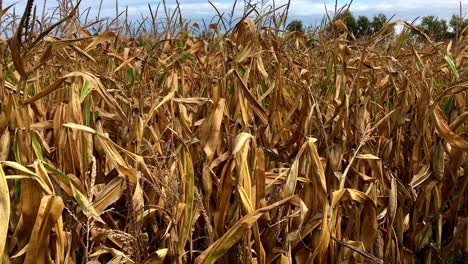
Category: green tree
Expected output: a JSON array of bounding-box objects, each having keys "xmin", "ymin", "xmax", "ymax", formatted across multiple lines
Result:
[
  {"xmin": 418, "ymin": 16, "xmax": 450, "ymax": 41},
  {"xmin": 286, "ymin": 20, "xmax": 304, "ymax": 33},
  {"xmin": 335, "ymin": 12, "xmax": 388, "ymax": 38},
  {"xmin": 356, "ymin": 15, "xmax": 371, "ymax": 37},
  {"xmin": 449, "ymin": 15, "xmax": 468, "ymax": 37},
  {"xmin": 335, "ymin": 10, "xmax": 358, "ymax": 35},
  {"xmin": 371, "ymin": 13, "xmax": 387, "ymax": 33}
]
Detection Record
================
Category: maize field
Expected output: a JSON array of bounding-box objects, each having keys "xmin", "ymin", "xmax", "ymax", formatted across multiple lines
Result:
[{"xmin": 0, "ymin": 1, "xmax": 466, "ymax": 263}]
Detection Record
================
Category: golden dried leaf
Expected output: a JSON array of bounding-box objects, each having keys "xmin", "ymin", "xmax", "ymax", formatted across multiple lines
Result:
[
  {"xmin": 194, "ymin": 196, "xmax": 293, "ymax": 264},
  {"xmin": 24, "ymin": 195, "xmax": 64, "ymax": 264},
  {"xmin": 433, "ymin": 106, "xmax": 468, "ymax": 150},
  {"xmin": 203, "ymin": 98, "xmax": 225, "ymax": 163},
  {"xmin": 92, "ymin": 176, "xmax": 127, "ymax": 214},
  {"xmin": 0, "ymin": 165, "xmax": 10, "ymax": 260}
]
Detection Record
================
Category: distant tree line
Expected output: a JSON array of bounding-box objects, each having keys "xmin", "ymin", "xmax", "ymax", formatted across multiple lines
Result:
[
  {"xmin": 334, "ymin": 10, "xmax": 389, "ymax": 38},
  {"xmin": 417, "ymin": 15, "xmax": 468, "ymax": 40},
  {"xmin": 286, "ymin": 10, "xmax": 468, "ymax": 41}
]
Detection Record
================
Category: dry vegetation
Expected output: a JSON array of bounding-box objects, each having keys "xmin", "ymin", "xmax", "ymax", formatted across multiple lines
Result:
[{"xmin": 0, "ymin": 0, "xmax": 467, "ymax": 263}]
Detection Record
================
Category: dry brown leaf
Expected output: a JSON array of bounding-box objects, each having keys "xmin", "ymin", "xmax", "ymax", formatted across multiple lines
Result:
[
  {"xmin": 433, "ymin": 106, "xmax": 468, "ymax": 150},
  {"xmin": 92, "ymin": 176, "xmax": 127, "ymax": 214},
  {"xmin": 203, "ymin": 98, "xmax": 225, "ymax": 163},
  {"xmin": 0, "ymin": 165, "xmax": 9, "ymax": 260},
  {"xmin": 195, "ymin": 196, "xmax": 293, "ymax": 264},
  {"xmin": 24, "ymin": 195, "xmax": 64, "ymax": 264}
]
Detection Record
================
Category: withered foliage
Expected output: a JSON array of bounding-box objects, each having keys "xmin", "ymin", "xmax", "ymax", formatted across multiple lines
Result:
[{"xmin": 0, "ymin": 1, "xmax": 467, "ymax": 263}]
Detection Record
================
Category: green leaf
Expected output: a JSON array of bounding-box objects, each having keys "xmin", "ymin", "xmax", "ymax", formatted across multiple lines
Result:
[
  {"xmin": 44, "ymin": 162, "xmax": 103, "ymax": 222},
  {"xmin": 31, "ymin": 131, "xmax": 44, "ymax": 160},
  {"xmin": 157, "ymin": 72, "xmax": 167, "ymax": 88},
  {"xmin": 239, "ymin": 66, "xmax": 246, "ymax": 74},
  {"xmin": 327, "ymin": 84, "xmax": 334, "ymax": 96},
  {"xmin": 73, "ymin": 187, "xmax": 89, "ymax": 213},
  {"xmin": 327, "ymin": 58, "xmax": 334, "ymax": 82},
  {"xmin": 43, "ymin": 162, "xmax": 71, "ymax": 185},
  {"xmin": 176, "ymin": 40, "xmax": 183, "ymax": 49},
  {"xmin": 445, "ymin": 55, "xmax": 460, "ymax": 79},
  {"xmin": 85, "ymin": 97, "xmax": 92, "ymax": 127},
  {"xmin": 201, "ymin": 87, "xmax": 207, "ymax": 98},
  {"xmin": 444, "ymin": 95, "xmax": 454, "ymax": 117},
  {"xmin": 28, "ymin": 84, "xmax": 35, "ymax": 96},
  {"xmin": 127, "ymin": 68, "xmax": 134, "ymax": 83},
  {"xmin": 389, "ymin": 87, "xmax": 395, "ymax": 110},
  {"xmin": 229, "ymin": 83, "xmax": 235, "ymax": 96},
  {"xmin": 137, "ymin": 36, "xmax": 145, "ymax": 46},
  {"xmin": 179, "ymin": 52, "xmax": 191, "ymax": 63},
  {"xmin": 394, "ymin": 29, "xmax": 409, "ymax": 56},
  {"xmin": 80, "ymin": 80, "xmax": 92, "ymax": 102},
  {"xmin": 71, "ymin": 181, "xmax": 104, "ymax": 223},
  {"xmin": 12, "ymin": 131, "xmax": 19, "ymax": 162},
  {"xmin": 3, "ymin": 68, "xmax": 18, "ymax": 83},
  {"xmin": 14, "ymin": 179, "xmax": 20, "ymax": 200},
  {"xmin": 135, "ymin": 71, "xmax": 141, "ymax": 81}
]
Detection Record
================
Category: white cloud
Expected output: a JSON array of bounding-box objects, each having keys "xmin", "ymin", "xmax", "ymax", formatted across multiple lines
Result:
[
  {"xmin": 277, "ymin": 0, "xmax": 464, "ymax": 23},
  {"xmin": 3, "ymin": 0, "xmax": 466, "ymax": 26}
]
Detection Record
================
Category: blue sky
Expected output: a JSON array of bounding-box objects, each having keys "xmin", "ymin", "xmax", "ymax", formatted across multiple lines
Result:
[{"xmin": 4, "ymin": 0, "xmax": 466, "ymax": 26}]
